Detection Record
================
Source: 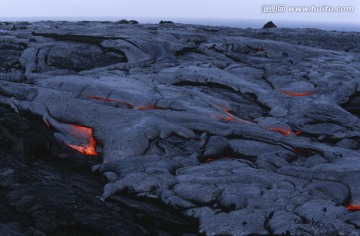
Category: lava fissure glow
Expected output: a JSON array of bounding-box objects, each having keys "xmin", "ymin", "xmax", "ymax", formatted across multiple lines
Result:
[
  {"xmin": 254, "ymin": 48, "xmax": 265, "ymax": 52},
  {"xmin": 211, "ymin": 105, "xmax": 254, "ymax": 124},
  {"xmin": 202, "ymin": 156, "xmax": 237, "ymax": 163},
  {"xmin": 269, "ymin": 127, "xmax": 301, "ymax": 136},
  {"xmin": 87, "ymin": 95, "xmax": 134, "ymax": 109},
  {"xmin": 66, "ymin": 124, "xmax": 98, "ymax": 156},
  {"xmin": 46, "ymin": 120, "xmax": 98, "ymax": 156},
  {"xmin": 277, "ymin": 90, "xmax": 317, "ymax": 97},
  {"xmin": 136, "ymin": 105, "xmax": 170, "ymax": 111},
  {"xmin": 346, "ymin": 205, "xmax": 360, "ymax": 211},
  {"xmin": 269, "ymin": 127, "xmax": 292, "ymax": 136},
  {"xmin": 211, "ymin": 105, "xmax": 301, "ymax": 136}
]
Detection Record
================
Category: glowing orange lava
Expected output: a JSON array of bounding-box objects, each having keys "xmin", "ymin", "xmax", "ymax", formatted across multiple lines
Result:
[
  {"xmin": 269, "ymin": 127, "xmax": 292, "ymax": 136},
  {"xmin": 203, "ymin": 157, "xmax": 216, "ymax": 163},
  {"xmin": 87, "ymin": 95, "xmax": 121, "ymax": 103},
  {"xmin": 66, "ymin": 124, "xmax": 98, "ymax": 156},
  {"xmin": 268, "ymin": 127, "xmax": 301, "ymax": 136},
  {"xmin": 211, "ymin": 105, "xmax": 252, "ymax": 124},
  {"xmin": 211, "ymin": 114, "xmax": 239, "ymax": 123},
  {"xmin": 136, "ymin": 105, "xmax": 169, "ymax": 111},
  {"xmin": 277, "ymin": 90, "xmax": 317, "ymax": 97},
  {"xmin": 87, "ymin": 95, "xmax": 134, "ymax": 109},
  {"xmin": 202, "ymin": 156, "xmax": 237, "ymax": 163},
  {"xmin": 211, "ymin": 105, "xmax": 301, "ymax": 136},
  {"xmin": 346, "ymin": 205, "xmax": 360, "ymax": 211}
]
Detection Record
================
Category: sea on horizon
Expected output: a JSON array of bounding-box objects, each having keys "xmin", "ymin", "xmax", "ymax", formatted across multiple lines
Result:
[{"xmin": 0, "ymin": 17, "xmax": 359, "ymax": 32}]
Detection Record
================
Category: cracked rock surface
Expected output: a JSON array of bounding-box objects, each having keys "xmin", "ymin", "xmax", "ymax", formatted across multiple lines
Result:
[
  {"xmin": 0, "ymin": 21, "xmax": 360, "ymax": 235},
  {"xmin": 0, "ymin": 105, "xmax": 197, "ymax": 235}
]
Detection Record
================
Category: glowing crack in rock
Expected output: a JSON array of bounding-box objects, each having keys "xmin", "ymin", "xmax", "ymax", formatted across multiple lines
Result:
[
  {"xmin": 255, "ymin": 48, "xmax": 265, "ymax": 52},
  {"xmin": 346, "ymin": 205, "xmax": 360, "ymax": 211},
  {"xmin": 202, "ymin": 156, "xmax": 238, "ymax": 163},
  {"xmin": 211, "ymin": 105, "xmax": 253, "ymax": 124},
  {"xmin": 269, "ymin": 127, "xmax": 292, "ymax": 136},
  {"xmin": 212, "ymin": 105, "xmax": 301, "ymax": 136},
  {"xmin": 136, "ymin": 105, "xmax": 170, "ymax": 111},
  {"xmin": 65, "ymin": 124, "xmax": 98, "ymax": 156},
  {"xmin": 268, "ymin": 127, "xmax": 302, "ymax": 136},
  {"xmin": 210, "ymin": 114, "xmax": 242, "ymax": 123},
  {"xmin": 87, "ymin": 95, "xmax": 134, "ymax": 109},
  {"xmin": 277, "ymin": 90, "xmax": 317, "ymax": 97},
  {"xmin": 294, "ymin": 131, "xmax": 302, "ymax": 136},
  {"xmin": 45, "ymin": 117, "xmax": 98, "ymax": 156}
]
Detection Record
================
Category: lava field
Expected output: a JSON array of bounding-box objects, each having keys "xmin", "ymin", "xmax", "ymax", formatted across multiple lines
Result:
[{"xmin": 0, "ymin": 20, "xmax": 360, "ymax": 235}]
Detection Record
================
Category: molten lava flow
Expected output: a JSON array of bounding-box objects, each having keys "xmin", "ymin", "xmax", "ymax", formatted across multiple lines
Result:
[
  {"xmin": 277, "ymin": 90, "xmax": 317, "ymax": 97},
  {"xmin": 136, "ymin": 105, "xmax": 169, "ymax": 111},
  {"xmin": 44, "ymin": 120, "xmax": 51, "ymax": 128},
  {"xmin": 202, "ymin": 156, "xmax": 237, "ymax": 163},
  {"xmin": 269, "ymin": 127, "xmax": 292, "ymax": 136},
  {"xmin": 87, "ymin": 95, "xmax": 121, "ymax": 103},
  {"xmin": 247, "ymin": 46, "xmax": 265, "ymax": 53},
  {"xmin": 87, "ymin": 95, "xmax": 134, "ymax": 109},
  {"xmin": 211, "ymin": 105, "xmax": 301, "ymax": 136},
  {"xmin": 45, "ymin": 118, "xmax": 98, "ymax": 156},
  {"xmin": 268, "ymin": 127, "xmax": 302, "ymax": 136},
  {"xmin": 211, "ymin": 114, "xmax": 238, "ymax": 122},
  {"xmin": 66, "ymin": 124, "xmax": 98, "ymax": 156},
  {"xmin": 346, "ymin": 205, "xmax": 360, "ymax": 211},
  {"xmin": 211, "ymin": 105, "xmax": 252, "ymax": 124},
  {"xmin": 203, "ymin": 157, "xmax": 216, "ymax": 163}
]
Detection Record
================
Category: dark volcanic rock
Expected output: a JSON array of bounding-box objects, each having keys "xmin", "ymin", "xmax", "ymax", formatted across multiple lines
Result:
[
  {"xmin": 45, "ymin": 43, "xmax": 126, "ymax": 72},
  {"xmin": 203, "ymin": 136, "xmax": 231, "ymax": 159},
  {"xmin": 117, "ymin": 19, "xmax": 138, "ymax": 24},
  {"xmin": 128, "ymin": 20, "xmax": 139, "ymax": 24},
  {"xmin": 117, "ymin": 19, "xmax": 129, "ymax": 24},
  {"xmin": 0, "ymin": 105, "xmax": 196, "ymax": 235},
  {"xmin": 0, "ymin": 20, "xmax": 360, "ymax": 235},
  {"xmin": 159, "ymin": 20, "xmax": 175, "ymax": 24},
  {"xmin": 263, "ymin": 21, "xmax": 277, "ymax": 28}
]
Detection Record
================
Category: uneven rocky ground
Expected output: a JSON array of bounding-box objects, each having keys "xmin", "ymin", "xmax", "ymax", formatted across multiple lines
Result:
[
  {"xmin": 0, "ymin": 105, "xmax": 197, "ymax": 235},
  {"xmin": 0, "ymin": 20, "xmax": 360, "ymax": 235}
]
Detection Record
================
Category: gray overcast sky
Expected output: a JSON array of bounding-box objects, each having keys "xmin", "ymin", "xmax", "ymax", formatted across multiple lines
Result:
[{"xmin": 0, "ymin": 0, "xmax": 359, "ymax": 24}]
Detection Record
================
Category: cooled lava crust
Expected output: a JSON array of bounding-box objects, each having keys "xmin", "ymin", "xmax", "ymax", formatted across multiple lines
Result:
[{"xmin": 0, "ymin": 21, "xmax": 360, "ymax": 235}]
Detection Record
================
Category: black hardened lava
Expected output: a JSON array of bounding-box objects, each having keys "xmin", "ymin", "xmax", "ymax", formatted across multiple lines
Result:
[{"xmin": 0, "ymin": 105, "xmax": 198, "ymax": 236}]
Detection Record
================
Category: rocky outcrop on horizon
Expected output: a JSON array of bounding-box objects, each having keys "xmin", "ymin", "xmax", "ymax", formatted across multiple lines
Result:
[
  {"xmin": 0, "ymin": 21, "xmax": 359, "ymax": 235},
  {"xmin": 263, "ymin": 21, "xmax": 277, "ymax": 28}
]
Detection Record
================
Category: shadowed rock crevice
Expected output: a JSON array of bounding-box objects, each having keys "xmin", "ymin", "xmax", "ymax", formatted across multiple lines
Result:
[
  {"xmin": 31, "ymin": 33, "xmax": 128, "ymax": 72},
  {"xmin": 32, "ymin": 32, "xmax": 120, "ymax": 44},
  {"xmin": 342, "ymin": 92, "xmax": 360, "ymax": 118},
  {"xmin": 0, "ymin": 39, "xmax": 27, "ymax": 81}
]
